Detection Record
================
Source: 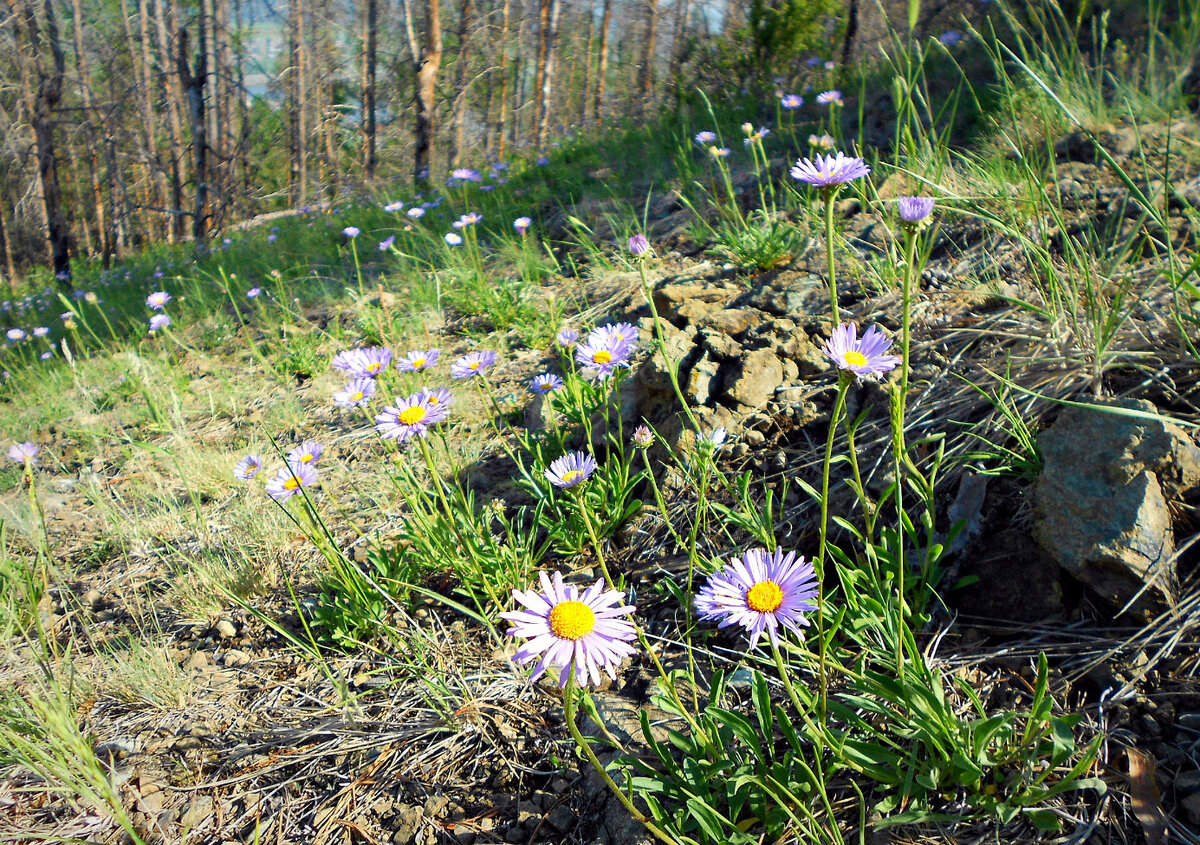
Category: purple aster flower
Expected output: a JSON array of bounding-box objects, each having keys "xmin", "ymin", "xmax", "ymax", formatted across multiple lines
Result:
[
  {"xmin": 457, "ymin": 212, "xmax": 482, "ymax": 228},
  {"xmin": 332, "ymin": 346, "xmax": 392, "ymax": 378},
  {"xmin": 628, "ymin": 234, "xmax": 650, "ymax": 256},
  {"xmin": 530, "ymin": 373, "xmax": 564, "ymax": 395},
  {"xmin": 556, "ymin": 328, "xmax": 578, "ymax": 347},
  {"xmin": 8, "ymin": 442, "xmax": 38, "ymax": 464},
  {"xmin": 938, "ymin": 30, "xmax": 963, "ymax": 46},
  {"xmin": 234, "ymin": 454, "xmax": 262, "ymax": 480},
  {"xmin": 703, "ymin": 427, "xmax": 728, "ymax": 449},
  {"xmin": 816, "ymin": 90, "xmax": 843, "ymax": 106},
  {"xmin": 501, "ymin": 571, "xmax": 638, "ymax": 688},
  {"xmin": 450, "ymin": 350, "xmax": 496, "ymax": 380},
  {"xmin": 781, "ymin": 94, "xmax": 804, "ymax": 109},
  {"xmin": 708, "ymin": 146, "xmax": 732, "ymax": 159},
  {"xmin": 146, "ymin": 291, "xmax": 171, "ymax": 310},
  {"xmin": 266, "ymin": 461, "xmax": 319, "ymax": 502},
  {"xmin": 149, "ymin": 314, "xmax": 171, "ymax": 332},
  {"xmin": 333, "ymin": 377, "xmax": 377, "ymax": 407},
  {"xmin": 287, "ymin": 440, "xmax": 323, "ymax": 465},
  {"xmin": 536, "ymin": 156, "xmax": 550, "ymax": 166},
  {"xmin": 6, "ymin": 328, "xmax": 26, "ymax": 341},
  {"xmin": 416, "ymin": 386, "xmax": 454, "ymax": 408},
  {"xmin": 743, "ymin": 126, "xmax": 770, "ymax": 144},
  {"xmin": 407, "ymin": 207, "xmax": 426, "ymax": 219},
  {"xmin": 374, "ymin": 391, "xmax": 450, "ymax": 441},
  {"xmin": 32, "ymin": 327, "xmax": 48, "ymax": 338},
  {"xmin": 343, "ymin": 226, "xmax": 360, "ymax": 238},
  {"xmin": 514, "ymin": 216, "xmax": 532, "ymax": 233},
  {"xmin": 576, "ymin": 329, "xmax": 635, "ymax": 376},
  {"xmin": 445, "ymin": 232, "xmax": 463, "ymax": 246},
  {"xmin": 379, "ymin": 235, "xmax": 396, "ymax": 251},
  {"xmin": 267, "ymin": 233, "xmax": 277, "ymax": 242},
  {"xmin": 823, "ymin": 323, "xmax": 900, "ymax": 380},
  {"xmin": 898, "ymin": 196, "xmax": 935, "ymax": 225},
  {"xmin": 808, "ymin": 133, "xmax": 835, "ymax": 150},
  {"xmin": 594, "ymin": 322, "xmax": 639, "ymax": 346},
  {"xmin": 632, "ymin": 425, "xmax": 654, "ymax": 448},
  {"xmin": 790, "ymin": 152, "xmax": 870, "ymax": 189},
  {"xmin": 397, "ymin": 349, "xmax": 439, "ymax": 372},
  {"xmin": 695, "ymin": 547, "xmax": 819, "ymax": 648},
  {"xmin": 384, "ymin": 200, "xmax": 405, "ymax": 212},
  {"xmin": 545, "ymin": 451, "xmax": 597, "ymax": 488},
  {"xmin": 247, "ymin": 287, "xmax": 262, "ymax": 298},
  {"xmin": 451, "ymin": 167, "xmax": 482, "ymax": 182},
  {"xmin": 694, "ymin": 130, "xmax": 718, "ymax": 144},
  {"xmin": 806, "ymin": 56, "xmax": 823, "ymax": 67},
  {"xmin": 40, "ymin": 351, "xmax": 53, "ymax": 360}
]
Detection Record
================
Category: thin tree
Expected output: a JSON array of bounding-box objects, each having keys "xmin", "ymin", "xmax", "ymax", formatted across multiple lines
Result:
[
  {"xmin": 67, "ymin": 0, "xmax": 111, "ymax": 261},
  {"xmin": 448, "ymin": 0, "xmax": 472, "ymax": 167},
  {"xmin": 156, "ymin": 0, "xmax": 188, "ymax": 240},
  {"xmin": 535, "ymin": 0, "xmax": 560, "ymax": 146},
  {"xmin": 493, "ymin": 0, "xmax": 511, "ymax": 159},
  {"xmin": 593, "ymin": 0, "xmax": 611, "ymax": 121},
  {"xmin": 638, "ymin": 0, "xmax": 660, "ymax": 115},
  {"xmin": 402, "ymin": 0, "xmax": 443, "ymax": 185},
  {"xmin": 362, "ymin": 0, "xmax": 378, "ymax": 179},
  {"xmin": 288, "ymin": 0, "xmax": 307, "ymax": 206},
  {"xmin": 6, "ymin": 0, "xmax": 72, "ymax": 279},
  {"xmin": 176, "ymin": 22, "xmax": 209, "ymax": 242}
]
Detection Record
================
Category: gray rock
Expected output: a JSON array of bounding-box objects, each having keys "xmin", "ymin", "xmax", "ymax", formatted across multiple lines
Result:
[
  {"xmin": 214, "ymin": 618, "xmax": 238, "ymax": 639},
  {"xmin": 1033, "ymin": 399, "xmax": 1200, "ymax": 614},
  {"xmin": 686, "ymin": 352, "xmax": 722, "ymax": 406}
]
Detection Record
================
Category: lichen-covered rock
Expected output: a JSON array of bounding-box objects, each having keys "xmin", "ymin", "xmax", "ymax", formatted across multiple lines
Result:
[
  {"xmin": 723, "ymin": 348, "xmax": 783, "ymax": 410},
  {"xmin": 1033, "ymin": 399, "xmax": 1200, "ymax": 615}
]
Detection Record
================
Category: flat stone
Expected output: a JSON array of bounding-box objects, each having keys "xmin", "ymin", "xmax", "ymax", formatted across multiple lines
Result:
[{"xmin": 723, "ymin": 348, "xmax": 783, "ymax": 410}]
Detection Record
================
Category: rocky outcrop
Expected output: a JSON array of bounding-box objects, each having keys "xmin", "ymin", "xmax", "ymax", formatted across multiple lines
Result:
[{"xmin": 1033, "ymin": 398, "xmax": 1200, "ymax": 616}]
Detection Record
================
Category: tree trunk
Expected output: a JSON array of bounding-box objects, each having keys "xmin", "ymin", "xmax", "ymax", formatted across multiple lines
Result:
[
  {"xmin": 449, "ymin": 0, "xmax": 472, "ymax": 167},
  {"xmin": 0, "ymin": 194, "xmax": 17, "ymax": 292},
  {"xmin": 668, "ymin": 0, "xmax": 689, "ymax": 84},
  {"xmin": 289, "ymin": 0, "xmax": 307, "ymax": 206},
  {"xmin": 594, "ymin": 0, "xmax": 611, "ymax": 121},
  {"xmin": 155, "ymin": 0, "xmax": 187, "ymax": 241},
  {"xmin": 177, "ymin": 25, "xmax": 208, "ymax": 243},
  {"xmin": 363, "ymin": 0, "xmax": 378, "ymax": 179},
  {"xmin": 68, "ymin": 0, "xmax": 111, "ymax": 260},
  {"xmin": 535, "ymin": 0, "xmax": 559, "ymax": 146},
  {"xmin": 581, "ymin": 9, "xmax": 595, "ymax": 125},
  {"xmin": 405, "ymin": 0, "xmax": 442, "ymax": 185},
  {"xmin": 138, "ymin": 0, "xmax": 169, "ymax": 240},
  {"xmin": 8, "ymin": 0, "xmax": 73, "ymax": 279},
  {"xmin": 532, "ymin": 0, "xmax": 548, "ymax": 146},
  {"xmin": 639, "ymin": 0, "xmax": 660, "ymax": 115},
  {"xmin": 494, "ymin": 0, "xmax": 510, "ymax": 159}
]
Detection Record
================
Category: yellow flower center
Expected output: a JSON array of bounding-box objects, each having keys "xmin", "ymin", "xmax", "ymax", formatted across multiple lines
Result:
[
  {"xmin": 560, "ymin": 469, "xmax": 584, "ymax": 485},
  {"xmin": 592, "ymin": 350, "xmax": 613, "ymax": 365},
  {"xmin": 427, "ymin": 395, "xmax": 440, "ymax": 405},
  {"xmin": 468, "ymin": 362, "xmax": 480, "ymax": 370},
  {"xmin": 549, "ymin": 600, "xmax": 596, "ymax": 640},
  {"xmin": 746, "ymin": 580, "xmax": 784, "ymax": 613},
  {"xmin": 843, "ymin": 351, "xmax": 867, "ymax": 367},
  {"xmin": 367, "ymin": 362, "xmax": 382, "ymax": 373},
  {"xmin": 398, "ymin": 405, "xmax": 427, "ymax": 426},
  {"xmin": 411, "ymin": 358, "xmax": 426, "ymax": 368},
  {"xmin": 283, "ymin": 477, "xmax": 300, "ymax": 491},
  {"xmin": 351, "ymin": 391, "xmax": 364, "ymax": 401},
  {"xmin": 299, "ymin": 453, "xmax": 314, "ymax": 463}
]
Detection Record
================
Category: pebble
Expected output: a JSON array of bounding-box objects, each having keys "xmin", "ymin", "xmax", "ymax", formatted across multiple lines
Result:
[
  {"xmin": 222, "ymin": 649, "xmax": 251, "ymax": 667},
  {"xmin": 214, "ymin": 618, "xmax": 238, "ymax": 639}
]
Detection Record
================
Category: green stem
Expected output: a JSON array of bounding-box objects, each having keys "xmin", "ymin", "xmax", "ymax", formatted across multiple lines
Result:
[
  {"xmin": 563, "ymin": 671, "xmax": 677, "ymax": 845},
  {"xmin": 814, "ymin": 375, "xmax": 850, "ymax": 722},
  {"xmin": 576, "ymin": 494, "xmax": 707, "ymax": 742},
  {"xmin": 823, "ymin": 191, "xmax": 840, "ymax": 324},
  {"xmin": 638, "ymin": 262, "xmax": 700, "ymax": 434},
  {"xmin": 892, "ymin": 227, "xmax": 919, "ymax": 680},
  {"xmin": 770, "ymin": 641, "xmax": 826, "ymax": 787}
]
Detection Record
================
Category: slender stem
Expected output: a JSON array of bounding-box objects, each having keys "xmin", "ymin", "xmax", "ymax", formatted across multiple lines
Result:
[
  {"xmin": 563, "ymin": 671, "xmax": 677, "ymax": 845},
  {"xmin": 844, "ymin": 417, "xmax": 874, "ymax": 547},
  {"xmin": 814, "ymin": 376, "xmax": 850, "ymax": 722},
  {"xmin": 351, "ymin": 239, "xmax": 364, "ymax": 297},
  {"xmin": 771, "ymin": 641, "xmax": 825, "ymax": 786},
  {"xmin": 576, "ymin": 493, "xmax": 707, "ymax": 740},
  {"xmin": 639, "ymin": 449, "xmax": 687, "ymax": 549},
  {"xmin": 891, "ymin": 227, "xmax": 919, "ymax": 680},
  {"xmin": 823, "ymin": 191, "xmax": 840, "ymax": 325}
]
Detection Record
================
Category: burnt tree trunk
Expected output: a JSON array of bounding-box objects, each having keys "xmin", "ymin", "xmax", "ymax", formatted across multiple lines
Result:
[
  {"xmin": 288, "ymin": 0, "xmax": 307, "ymax": 206},
  {"xmin": 8, "ymin": 0, "xmax": 73, "ymax": 279},
  {"xmin": 639, "ymin": 0, "xmax": 660, "ymax": 116},
  {"xmin": 177, "ymin": 26, "xmax": 209, "ymax": 243},
  {"xmin": 404, "ymin": 0, "xmax": 443, "ymax": 185},
  {"xmin": 535, "ymin": 0, "xmax": 559, "ymax": 146},
  {"xmin": 449, "ymin": 0, "xmax": 472, "ymax": 167}
]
